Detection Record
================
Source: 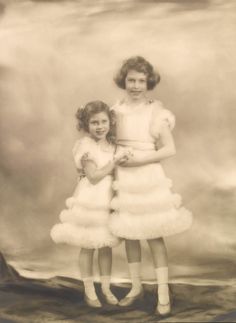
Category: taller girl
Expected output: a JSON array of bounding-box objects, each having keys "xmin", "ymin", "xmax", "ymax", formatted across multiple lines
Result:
[{"xmin": 109, "ymin": 56, "xmax": 192, "ymax": 315}]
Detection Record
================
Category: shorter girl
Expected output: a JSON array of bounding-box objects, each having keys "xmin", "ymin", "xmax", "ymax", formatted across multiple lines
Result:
[{"xmin": 51, "ymin": 101, "xmax": 129, "ymax": 308}]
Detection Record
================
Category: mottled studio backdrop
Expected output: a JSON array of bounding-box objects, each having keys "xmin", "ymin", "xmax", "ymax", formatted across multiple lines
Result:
[{"xmin": 0, "ymin": 0, "xmax": 236, "ymax": 284}]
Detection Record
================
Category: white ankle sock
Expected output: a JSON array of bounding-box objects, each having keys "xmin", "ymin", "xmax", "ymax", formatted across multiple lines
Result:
[
  {"xmin": 126, "ymin": 262, "xmax": 142, "ymax": 297},
  {"xmin": 155, "ymin": 267, "xmax": 170, "ymax": 304},
  {"xmin": 83, "ymin": 277, "xmax": 97, "ymax": 300}
]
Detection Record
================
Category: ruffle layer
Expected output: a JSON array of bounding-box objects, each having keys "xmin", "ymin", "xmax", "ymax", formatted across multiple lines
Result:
[
  {"xmin": 66, "ymin": 176, "xmax": 113, "ymax": 210},
  {"xmin": 112, "ymin": 177, "xmax": 172, "ymax": 193},
  {"xmin": 59, "ymin": 206, "xmax": 109, "ymax": 227},
  {"xmin": 51, "ymin": 223, "xmax": 120, "ymax": 249},
  {"xmin": 65, "ymin": 197, "xmax": 110, "ymax": 212},
  {"xmin": 109, "ymin": 207, "xmax": 192, "ymax": 240},
  {"xmin": 114, "ymin": 161, "xmax": 169, "ymax": 186},
  {"xmin": 111, "ymin": 191, "xmax": 181, "ymax": 213}
]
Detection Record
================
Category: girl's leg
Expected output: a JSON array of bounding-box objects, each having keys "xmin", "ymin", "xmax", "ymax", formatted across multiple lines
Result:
[
  {"xmin": 125, "ymin": 239, "xmax": 142, "ymax": 296},
  {"xmin": 147, "ymin": 238, "xmax": 170, "ymax": 315},
  {"xmin": 98, "ymin": 247, "xmax": 118, "ymax": 304},
  {"xmin": 79, "ymin": 248, "xmax": 100, "ymax": 303},
  {"xmin": 119, "ymin": 239, "xmax": 142, "ymax": 306}
]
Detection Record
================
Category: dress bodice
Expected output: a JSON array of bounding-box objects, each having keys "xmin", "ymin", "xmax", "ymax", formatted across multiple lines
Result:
[
  {"xmin": 113, "ymin": 100, "xmax": 175, "ymax": 150},
  {"xmin": 72, "ymin": 136, "xmax": 114, "ymax": 170}
]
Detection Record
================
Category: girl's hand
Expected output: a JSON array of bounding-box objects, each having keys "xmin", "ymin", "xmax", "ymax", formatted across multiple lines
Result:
[
  {"xmin": 119, "ymin": 153, "xmax": 152, "ymax": 167},
  {"xmin": 81, "ymin": 152, "xmax": 92, "ymax": 167},
  {"xmin": 114, "ymin": 148, "xmax": 133, "ymax": 165},
  {"xmin": 119, "ymin": 155, "xmax": 141, "ymax": 167}
]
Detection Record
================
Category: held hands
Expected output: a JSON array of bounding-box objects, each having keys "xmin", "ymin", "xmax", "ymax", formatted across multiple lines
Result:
[
  {"xmin": 113, "ymin": 148, "xmax": 133, "ymax": 165},
  {"xmin": 116, "ymin": 151, "xmax": 148, "ymax": 167}
]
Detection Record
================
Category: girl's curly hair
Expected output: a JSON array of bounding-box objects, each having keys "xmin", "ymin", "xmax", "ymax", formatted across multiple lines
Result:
[
  {"xmin": 114, "ymin": 56, "xmax": 160, "ymax": 90},
  {"xmin": 75, "ymin": 100, "xmax": 116, "ymax": 144}
]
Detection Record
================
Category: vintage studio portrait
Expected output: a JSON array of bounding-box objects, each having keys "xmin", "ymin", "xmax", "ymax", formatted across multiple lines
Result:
[{"xmin": 0, "ymin": 0, "xmax": 235, "ymax": 322}]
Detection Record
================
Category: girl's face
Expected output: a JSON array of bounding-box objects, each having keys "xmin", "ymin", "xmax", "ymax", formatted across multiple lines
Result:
[
  {"xmin": 125, "ymin": 70, "xmax": 147, "ymax": 101},
  {"xmin": 88, "ymin": 112, "xmax": 110, "ymax": 142}
]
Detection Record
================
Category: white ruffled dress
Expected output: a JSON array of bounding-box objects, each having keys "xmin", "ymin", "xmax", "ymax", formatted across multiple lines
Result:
[
  {"xmin": 109, "ymin": 100, "xmax": 193, "ymax": 240},
  {"xmin": 51, "ymin": 136, "xmax": 120, "ymax": 249}
]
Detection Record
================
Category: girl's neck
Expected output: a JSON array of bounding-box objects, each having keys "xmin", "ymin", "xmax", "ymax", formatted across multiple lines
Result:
[
  {"xmin": 124, "ymin": 95, "xmax": 148, "ymax": 107},
  {"xmin": 90, "ymin": 135, "xmax": 109, "ymax": 147}
]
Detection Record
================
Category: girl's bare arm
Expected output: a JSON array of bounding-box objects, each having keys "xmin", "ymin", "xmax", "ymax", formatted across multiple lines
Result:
[
  {"xmin": 83, "ymin": 160, "xmax": 115, "ymax": 185},
  {"xmin": 82, "ymin": 151, "xmax": 129, "ymax": 184}
]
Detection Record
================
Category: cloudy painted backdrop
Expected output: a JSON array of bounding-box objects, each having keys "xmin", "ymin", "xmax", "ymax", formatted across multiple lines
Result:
[{"xmin": 0, "ymin": 0, "xmax": 236, "ymax": 284}]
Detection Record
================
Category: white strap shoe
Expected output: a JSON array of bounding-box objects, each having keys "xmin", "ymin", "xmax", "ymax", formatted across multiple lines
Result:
[
  {"xmin": 156, "ymin": 300, "xmax": 171, "ymax": 316},
  {"xmin": 102, "ymin": 290, "xmax": 118, "ymax": 305},
  {"xmin": 118, "ymin": 289, "xmax": 144, "ymax": 307},
  {"xmin": 84, "ymin": 295, "xmax": 102, "ymax": 308}
]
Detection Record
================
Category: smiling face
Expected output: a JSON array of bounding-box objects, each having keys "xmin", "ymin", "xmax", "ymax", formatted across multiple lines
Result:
[
  {"xmin": 125, "ymin": 69, "xmax": 148, "ymax": 101},
  {"xmin": 88, "ymin": 112, "xmax": 110, "ymax": 142}
]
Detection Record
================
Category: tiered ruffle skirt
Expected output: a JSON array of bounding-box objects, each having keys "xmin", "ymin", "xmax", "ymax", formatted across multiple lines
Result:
[
  {"xmin": 51, "ymin": 176, "xmax": 119, "ymax": 249},
  {"xmin": 109, "ymin": 163, "xmax": 192, "ymax": 240}
]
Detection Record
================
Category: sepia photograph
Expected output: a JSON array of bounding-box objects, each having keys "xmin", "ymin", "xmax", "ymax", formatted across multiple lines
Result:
[{"xmin": 0, "ymin": 0, "xmax": 236, "ymax": 322}]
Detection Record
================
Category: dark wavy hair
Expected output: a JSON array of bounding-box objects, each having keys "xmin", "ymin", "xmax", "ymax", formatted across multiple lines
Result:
[
  {"xmin": 114, "ymin": 56, "xmax": 160, "ymax": 90},
  {"xmin": 75, "ymin": 100, "xmax": 116, "ymax": 143}
]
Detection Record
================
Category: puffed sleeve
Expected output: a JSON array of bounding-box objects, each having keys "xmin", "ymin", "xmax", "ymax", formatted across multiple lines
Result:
[
  {"xmin": 150, "ymin": 101, "xmax": 175, "ymax": 139},
  {"xmin": 111, "ymin": 101, "xmax": 119, "ymax": 112},
  {"xmin": 72, "ymin": 137, "xmax": 97, "ymax": 169}
]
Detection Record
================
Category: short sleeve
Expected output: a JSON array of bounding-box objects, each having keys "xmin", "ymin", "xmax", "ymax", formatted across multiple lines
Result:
[
  {"xmin": 111, "ymin": 100, "xmax": 125, "ymax": 114},
  {"xmin": 111, "ymin": 101, "xmax": 119, "ymax": 112},
  {"xmin": 150, "ymin": 101, "xmax": 175, "ymax": 138},
  {"xmin": 72, "ymin": 137, "xmax": 97, "ymax": 169}
]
